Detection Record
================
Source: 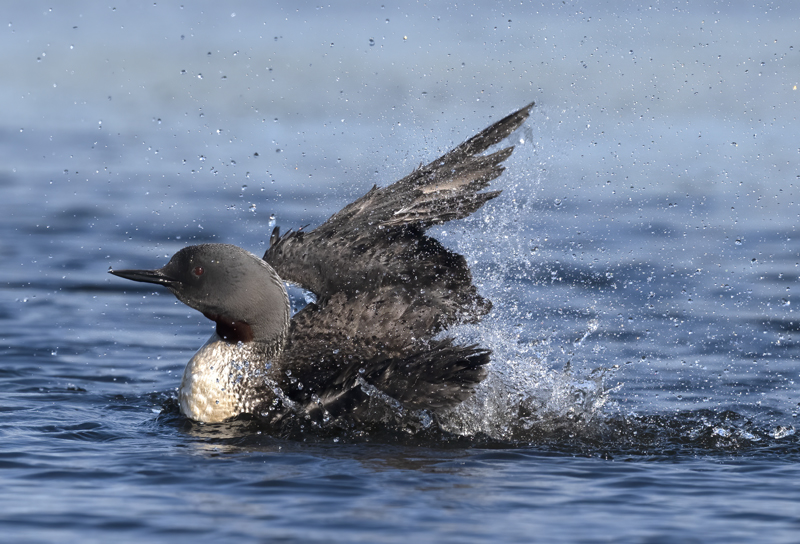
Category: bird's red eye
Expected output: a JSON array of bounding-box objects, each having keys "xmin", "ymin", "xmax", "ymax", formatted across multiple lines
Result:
[{"xmin": 193, "ymin": 266, "xmax": 204, "ymax": 276}]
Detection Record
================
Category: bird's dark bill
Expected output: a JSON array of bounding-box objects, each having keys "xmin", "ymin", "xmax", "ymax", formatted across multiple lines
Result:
[{"xmin": 109, "ymin": 268, "xmax": 177, "ymax": 286}]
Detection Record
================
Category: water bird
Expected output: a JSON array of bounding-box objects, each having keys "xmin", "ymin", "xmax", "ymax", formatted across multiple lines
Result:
[{"xmin": 110, "ymin": 102, "xmax": 534, "ymax": 426}]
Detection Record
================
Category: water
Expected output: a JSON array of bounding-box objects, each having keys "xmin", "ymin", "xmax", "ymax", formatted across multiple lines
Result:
[{"xmin": 2, "ymin": 2, "xmax": 800, "ymax": 542}]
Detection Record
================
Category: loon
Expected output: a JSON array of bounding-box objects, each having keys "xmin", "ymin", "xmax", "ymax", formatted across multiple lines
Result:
[{"xmin": 110, "ymin": 102, "xmax": 534, "ymax": 425}]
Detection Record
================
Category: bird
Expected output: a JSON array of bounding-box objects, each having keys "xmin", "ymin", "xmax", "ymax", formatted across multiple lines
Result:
[{"xmin": 110, "ymin": 102, "xmax": 534, "ymax": 429}]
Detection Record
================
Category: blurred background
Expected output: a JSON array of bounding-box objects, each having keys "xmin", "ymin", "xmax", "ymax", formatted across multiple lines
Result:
[{"xmin": 3, "ymin": 1, "xmax": 796, "ymax": 226}]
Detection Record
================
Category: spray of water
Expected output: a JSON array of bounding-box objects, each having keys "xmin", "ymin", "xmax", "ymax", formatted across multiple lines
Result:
[{"xmin": 433, "ymin": 124, "xmax": 617, "ymax": 441}]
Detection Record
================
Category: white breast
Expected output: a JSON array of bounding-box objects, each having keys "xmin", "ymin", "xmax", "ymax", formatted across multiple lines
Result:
[{"xmin": 179, "ymin": 333, "xmax": 265, "ymax": 423}]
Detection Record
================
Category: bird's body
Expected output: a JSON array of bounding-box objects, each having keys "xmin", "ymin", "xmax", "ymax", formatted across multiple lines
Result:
[{"xmin": 111, "ymin": 102, "xmax": 534, "ymax": 427}]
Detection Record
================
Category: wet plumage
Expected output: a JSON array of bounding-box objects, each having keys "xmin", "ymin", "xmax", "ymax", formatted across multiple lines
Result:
[{"xmin": 110, "ymin": 102, "xmax": 534, "ymax": 426}]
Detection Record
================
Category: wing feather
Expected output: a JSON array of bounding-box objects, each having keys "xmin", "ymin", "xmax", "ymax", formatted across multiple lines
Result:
[{"xmin": 264, "ymin": 103, "xmax": 534, "ymax": 414}]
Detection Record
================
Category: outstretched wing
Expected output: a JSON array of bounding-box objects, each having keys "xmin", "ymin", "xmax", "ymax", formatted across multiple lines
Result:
[
  {"xmin": 265, "ymin": 102, "xmax": 533, "ymax": 304},
  {"xmin": 264, "ymin": 103, "xmax": 534, "ymax": 415}
]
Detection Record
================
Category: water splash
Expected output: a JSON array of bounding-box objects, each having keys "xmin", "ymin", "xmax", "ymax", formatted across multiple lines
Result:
[
  {"xmin": 439, "ymin": 319, "xmax": 615, "ymax": 441},
  {"xmin": 434, "ymin": 124, "xmax": 617, "ymax": 440}
]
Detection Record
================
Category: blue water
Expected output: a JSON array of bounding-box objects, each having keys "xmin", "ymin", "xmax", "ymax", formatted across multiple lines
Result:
[{"xmin": 2, "ymin": 2, "xmax": 800, "ymax": 542}]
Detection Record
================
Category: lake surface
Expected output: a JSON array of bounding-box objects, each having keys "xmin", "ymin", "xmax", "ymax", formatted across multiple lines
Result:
[{"xmin": 2, "ymin": 2, "xmax": 799, "ymax": 542}]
